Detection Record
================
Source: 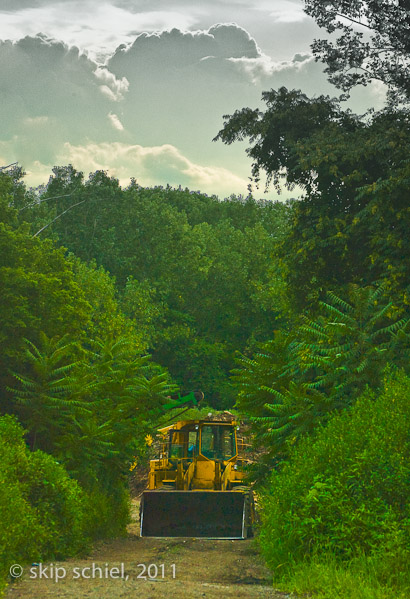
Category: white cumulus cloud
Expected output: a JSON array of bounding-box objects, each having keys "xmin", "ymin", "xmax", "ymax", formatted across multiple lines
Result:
[
  {"xmin": 0, "ymin": 1, "xmax": 197, "ymax": 60},
  {"xmin": 94, "ymin": 66, "xmax": 129, "ymax": 101},
  {"xmin": 0, "ymin": 22, "xmax": 387, "ymax": 199},
  {"xmin": 55, "ymin": 141, "xmax": 250, "ymax": 196},
  {"xmin": 229, "ymin": 52, "xmax": 313, "ymax": 84},
  {"xmin": 108, "ymin": 112, "xmax": 125, "ymax": 131}
]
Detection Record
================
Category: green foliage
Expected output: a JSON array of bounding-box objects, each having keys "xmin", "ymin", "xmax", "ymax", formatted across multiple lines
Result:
[
  {"xmin": 82, "ymin": 484, "xmax": 130, "ymax": 539},
  {"xmin": 23, "ymin": 450, "xmax": 89, "ymax": 558},
  {"xmin": 0, "ymin": 416, "xmax": 90, "ymax": 594},
  {"xmin": 69, "ymin": 257, "xmax": 142, "ymax": 345},
  {"xmin": 214, "ymin": 87, "xmax": 350, "ymax": 193},
  {"xmin": 78, "ymin": 335, "xmax": 177, "ymax": 464},
  {"xmin": 0, "ymin": 219, "xmax": 91, "ymax": 412},
  {"xmin": 295, "ymin": 284, "xmax": 410, "ymax": 399},
  {"xmin": 258, "ymin": 372, "xmax": 410, "ymax": 596},
  {"xmin": 8, "ymin": 332, "xmax": 177, "ymax": 488},
  {"xmin": 1, "ymin": 169, "xmax": 177, "ymax": 485},
  {"xmin": 283, "ymin": 110, "xmax": 410, "ymax": 307},
  {"xmin": 234, "ymin": 284, "xmax": 410, "ymax": 466},
  {"xmin": 2, "ymin": 245, "xmax": 177, "ymax": 548},
  {"xmin": 215, "ymin": 88, "xmax": 410, "ymax": 310},
  {"xmin": 0, "ymin": 172, "xmax": 19, "ymax": 227},
  {"xmin": 4, "ymin": 331, "xmax": 175, "ymax": 584},
  {"xmin": 0, "ymin": 163, "xmax": 289, "ymax": 585},
  {"xmin": 120, "ymin": 277, "xmax": 164, "ymax": 348},
  {"xmin": 213, "ymin": 27, "xmax": 410, "ymax": 599},
  {"xmin": 8, "ymin": 334, "xmax": 87, "ymax": 451},
  {"xmin": 17, "ymin": 166, "xmax": 292, "ymax": 407},
  {"xmin": 274, "ymin": 551, "xmax": 410, "ymax": 599},
  {"xmin": 214, "ymin": 44, "xmax": 410, "ymax": 595},
  {"xmin": 304, "ymin": 0, "xmax": 410, "ymax": 105}
]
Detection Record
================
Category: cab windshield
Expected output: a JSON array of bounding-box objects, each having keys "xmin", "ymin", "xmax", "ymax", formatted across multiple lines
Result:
[
  {"xmin": 200, "ymin": 425, "xmax": 236, "ymax": 460},
  {"xmin": 168, "ymin": 429, "xmax": 198, "ymax": 459}
]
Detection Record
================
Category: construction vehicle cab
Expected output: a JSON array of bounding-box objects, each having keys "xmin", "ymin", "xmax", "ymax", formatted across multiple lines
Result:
[{"xmin": 140, "ymin": 416, "xmax": 255, "ymax": 538}]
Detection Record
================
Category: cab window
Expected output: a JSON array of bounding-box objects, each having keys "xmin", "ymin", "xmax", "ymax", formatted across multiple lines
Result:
[
  {"xmin": 169, "ymin": 431, "xmax": 184, "ymax": 458},
  {"xmin": 200, "ymin": 425, "xmax": 236, "ymax": 460},
  {"xmin": 187, "ymin": 430, "xmax": 197, "ymax": 457}
]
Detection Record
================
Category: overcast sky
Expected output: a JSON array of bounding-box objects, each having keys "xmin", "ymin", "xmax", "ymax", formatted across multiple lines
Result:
[{"xmin": 0, "ymin": 0, "xmax": 385, "ymax": 198}]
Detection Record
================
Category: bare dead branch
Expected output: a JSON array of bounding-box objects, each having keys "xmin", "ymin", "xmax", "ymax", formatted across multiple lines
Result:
[
  {"xmin": 19, "ymin": 192, "xmax": 74, "ymax": 211},
  {"xmin": 33, "ymin": 199, "xmax": 86, "ymax": 237}
]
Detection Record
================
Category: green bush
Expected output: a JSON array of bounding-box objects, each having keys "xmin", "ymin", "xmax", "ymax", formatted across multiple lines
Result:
[
  {"xmin": 24, "ymin": 451, "xmax": 89, "ymax": 558},
  {"xmin": 0, "ymin": 416, "xmax": 90, "ymax": 594},
  {"xmin": 259, "ymin": 371, "xmax": 410, "ymax": 594},
  {"xmin": 0, "ymin": 418, "xmax": 46, "ymax": 591},
  {"xmin": 83, "ymin": 483, "xmax": 130, "ymax": 539}
]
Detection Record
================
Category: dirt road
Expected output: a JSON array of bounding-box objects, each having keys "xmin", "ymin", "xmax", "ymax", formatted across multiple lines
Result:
[{"xmin": 6, "ymin": 501, "xmax": 290, "ymax": 599}]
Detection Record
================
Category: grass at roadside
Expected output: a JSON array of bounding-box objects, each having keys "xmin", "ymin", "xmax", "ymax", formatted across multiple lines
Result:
[{"xmin": 273, "ymin": 553, "xmax": 410, "ymax": 599}]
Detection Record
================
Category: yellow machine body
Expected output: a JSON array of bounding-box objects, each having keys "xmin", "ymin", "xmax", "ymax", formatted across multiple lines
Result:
[{"xmin": 140, "ymin": 418, "xmax": 255, "ymax": 538}]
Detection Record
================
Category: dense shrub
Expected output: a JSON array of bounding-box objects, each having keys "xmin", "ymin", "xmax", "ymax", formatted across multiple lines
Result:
[
  {"xmin": 0, "ymin": 417, "xmax": 46, "ymax": 587},
  {"xmin": 259, "ymin": 371, "xmax": 410, "ymax": 591},
  {"xmin": 0, "ymin": 416, "xmax": 89, "ymax": 594},
  {"xmin": 83, "ymin": 484, "xmax": 130, "ymax": 540},
  {"xmin": 24, "ymin": 451, "xmax": 89, "ymax": 557}
]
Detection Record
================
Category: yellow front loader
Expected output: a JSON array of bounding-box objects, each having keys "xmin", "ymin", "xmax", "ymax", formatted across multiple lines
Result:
[{"xmin": 140, "ymin": 417, "xmax": 255, "ymax": 538}]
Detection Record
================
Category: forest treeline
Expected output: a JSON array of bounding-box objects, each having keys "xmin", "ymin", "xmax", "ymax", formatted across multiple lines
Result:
[
  {"xmin": 0, "ymin": 166, "xmax": 291, "ymax": 593},
  {"xmin": 1, "ymin": 1, "xmax": 410, "ymax": 597},
  {"xmin": 4, "ymin": 167, "xmax": 291, "ymax": 407}
]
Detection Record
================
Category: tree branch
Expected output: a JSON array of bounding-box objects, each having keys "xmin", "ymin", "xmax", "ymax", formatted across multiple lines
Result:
[
  {"xmin": 0, "ymin": 162, "xmax": 18, "ymax": 171},
  {"xmin": 335, "ymin": 12, "xmax": 373, "ymax": 31},
  {"xmin": 19, "ymin": 192, "xmax": 74, "ymax": 211},
  {"xmin": 33, "ymin": 199, "xmax": 86, "ymax": 237}
]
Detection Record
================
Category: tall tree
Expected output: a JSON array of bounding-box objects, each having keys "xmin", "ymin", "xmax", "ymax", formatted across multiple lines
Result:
[
  {"xmin": 304, "ymin": 0, "xmax": 410, "ymax": 105},
  {"xmin": 19, "ymin": 167, "xmax": 292, "ymax": 407},
  {"xmin": 215, "ymin": 88, "xmax": 410, "ymax": 307},
  {"xmin": 234, "ymin": 284, "xmax": 410, "ymax": 469},
  {"xmin": 8, "ymin": 334, "xmax": 89, "ymax": 451}
]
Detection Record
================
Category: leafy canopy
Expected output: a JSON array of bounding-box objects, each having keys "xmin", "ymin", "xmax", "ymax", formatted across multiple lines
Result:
[
  {"xmin": 234, "ymin": 284, "xmax": 410, "ymax": 467},
  {"xmin": 304, "ymin": 0, "xmax": 410, "ymax": 105}
]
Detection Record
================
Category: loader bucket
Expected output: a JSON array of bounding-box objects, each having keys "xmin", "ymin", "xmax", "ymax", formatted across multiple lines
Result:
[{"xmin": 140, "ymin": 490, "xmax": 247, "ymax": 538}]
